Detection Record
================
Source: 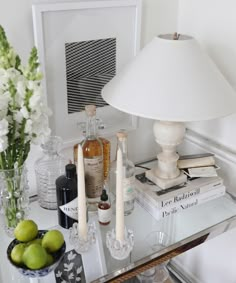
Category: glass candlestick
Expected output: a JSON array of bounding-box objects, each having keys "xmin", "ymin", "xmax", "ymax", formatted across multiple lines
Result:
[
  {"xmin": 106, "ymin": 227, "xmax": 134, "ymax": 260},
  {"xmin": 69, "ymin": 222, "xmax": 96, "ymax": 253}
]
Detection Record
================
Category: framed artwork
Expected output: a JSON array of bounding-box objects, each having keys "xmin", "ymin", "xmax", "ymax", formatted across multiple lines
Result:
[{"xmin": 32, "ymin": 0, "xmax": 142, "ymax": 145}]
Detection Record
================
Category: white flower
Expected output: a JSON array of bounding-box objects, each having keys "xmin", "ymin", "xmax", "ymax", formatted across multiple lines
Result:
[
  {"xmin": 0, "ymin": 109, "xmax": 8, "ymax": 120},
  {"xmin": 6, "ymin": 115, "xmax": 13, "ymax": 125},
  {"xmin": 14, "ymin": 111, "xmax": 23, "ymax": 123},
  {"xmin": 0, "ymin": 79, "xmax": 8, "ymax": 90},
  {"xmin": 29, "ymin": 91, "xmax": 41, "ymax": 109},
  {"xmin": 0, "ymin": 135, "xmax": 8, "ymax": 152},
  {"xmin": 25, "ymin": 119, "xmax": 33, "ymax": 134},
  {"xmin": 0, "ymin": 92, "xmax": 10, "ymax": 110},
  {"xmin": 6, "ymin": 68, "xmax": 20, "ymax": 81},
  {"xmin": 31, "ymin": 114, "xmax": 51, "ymax": 137},
  {"xmin": 27, "ymin": 80, "xmax": 39, "ymax": 91},
  {"xmin": 0, "ymin": 29, "xmax": 51, "ymax": 168},
  {"xmin": 20, "ymin": 106, "xmax": 29, "ymax": 119},
  {"xmin": 0, "ymin": 119, "xmax": 9, "ymax": 136},
  {"xmin": 30, "ymin": 108, "xmax": 42, "ymax": 120}
]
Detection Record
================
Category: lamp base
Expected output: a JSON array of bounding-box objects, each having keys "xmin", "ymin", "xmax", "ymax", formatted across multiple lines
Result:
[{"xmin": 145, "ymin": 169, "xmax": 187, "ymax": 189}]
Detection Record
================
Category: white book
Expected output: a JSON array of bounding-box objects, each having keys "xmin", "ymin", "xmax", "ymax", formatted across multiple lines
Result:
[
  {"xmin": 177, "ymin": 153, "xmax": 215, "ymax": 169},
  {"xmin": 135, "ymin": 176, "xmax": 223, "ymax": 209},
  {"xmin": 136, "ymin": 185, "xmax": 226, "ymax": 221},
  {"xmin": 184, "ymin": 166, "xmax": 218, "ymax": 178}
]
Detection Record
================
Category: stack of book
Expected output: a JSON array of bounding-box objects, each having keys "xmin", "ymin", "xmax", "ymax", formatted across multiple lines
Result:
[
  {"xmin": 135, "ymin": 174, "xmax": 225, "ymax": 220},
  {"xmin": 177, "ymin": 153, "xmax": 218, "ymax": 178}
]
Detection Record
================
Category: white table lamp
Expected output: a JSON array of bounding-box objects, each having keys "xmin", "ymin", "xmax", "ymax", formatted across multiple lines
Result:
[{"xmin": 102, "ymin": 33, "xmax": 236, "ymax": 189}]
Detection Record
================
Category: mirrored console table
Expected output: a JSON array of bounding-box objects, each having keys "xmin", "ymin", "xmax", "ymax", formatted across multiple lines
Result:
[{"xmin": 1, "ymin": 160, "xmax": 236, "ymax": 283}]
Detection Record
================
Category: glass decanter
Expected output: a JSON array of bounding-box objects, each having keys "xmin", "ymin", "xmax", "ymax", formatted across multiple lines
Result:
[{"xmin": 35, "ymin": 136, "xmax": 67, "ymax": 210}]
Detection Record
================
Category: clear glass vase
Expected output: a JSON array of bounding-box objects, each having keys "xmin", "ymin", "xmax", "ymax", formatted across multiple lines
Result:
[
  {"xmin": 35, "ymin": 136, "xmax": 67, "ymax": 210},
  {"xmin": 0, "ymin": 164, "xmax": 29, "ymax": 237}
]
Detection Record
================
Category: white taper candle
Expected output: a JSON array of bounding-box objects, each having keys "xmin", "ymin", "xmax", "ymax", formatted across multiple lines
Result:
[
  {"xmin": 77, "ymin": 144, "xmax": 87, "ymax": 240},
  {"xmin": 116, "ymin": 147, "xmax": 124, "ymax": 241}
]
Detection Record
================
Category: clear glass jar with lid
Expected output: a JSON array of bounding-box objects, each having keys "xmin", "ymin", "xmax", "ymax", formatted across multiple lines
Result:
[{"xmin": 35, "ymin": 136, "xmax": 67, "ymax": 210}]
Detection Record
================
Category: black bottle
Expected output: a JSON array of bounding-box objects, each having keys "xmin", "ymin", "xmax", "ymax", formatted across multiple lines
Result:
[{"xmin": 56, "ymin": 164, "xmax": 78, "ymax": 229}]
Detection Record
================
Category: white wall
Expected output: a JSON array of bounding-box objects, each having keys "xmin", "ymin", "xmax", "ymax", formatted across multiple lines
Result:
[
  {"xmin": 175, "ymin": 1, "xmax": 236, "ymax": 282},
  {"xmin": 178, "ymin": 0, "xmax": 236, "ymax": 152}
]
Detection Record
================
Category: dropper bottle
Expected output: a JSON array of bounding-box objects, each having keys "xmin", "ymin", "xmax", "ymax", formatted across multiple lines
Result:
[{"xmin": 98, "ymin": 189, "xmax": 111, "ymax": 225}]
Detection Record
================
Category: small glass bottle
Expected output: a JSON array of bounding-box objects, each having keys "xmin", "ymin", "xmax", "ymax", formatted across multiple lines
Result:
[
  {"xmin": 110, "ymin": 131, "xmax": 136, "ymax": 216},
  {"xmin": 82, "ymin": 105, "xmax": 104, "ymax": 211},
  {"xmin": 35, "ymin": 136, "xmax": 67, "ymax": 210},
  {"xmin": 98, "ymin": 189, "xmax": 111, "ymax": 225},
  {"xmin": 55, "ymin": 164, "xmax": 78, "ymax": 229}
]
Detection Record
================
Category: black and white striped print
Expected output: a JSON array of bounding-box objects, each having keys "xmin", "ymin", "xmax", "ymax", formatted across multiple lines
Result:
[{"xmin": 65, "ymin": 38, "xmax": 116, "ymax": 113}]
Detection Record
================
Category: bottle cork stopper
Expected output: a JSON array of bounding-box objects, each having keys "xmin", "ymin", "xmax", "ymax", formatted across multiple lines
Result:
[
  {"xmin": 85, "ymin": 105, "xmax": 96, "ymax": 116},
  {"xmin": 116, "ymin": 131, "xmax": 127, "ymax": 139}
]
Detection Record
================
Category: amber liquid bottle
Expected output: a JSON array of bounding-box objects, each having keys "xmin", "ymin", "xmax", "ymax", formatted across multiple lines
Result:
[{"xmin": 82, "ymin": 105, "xmax": 104, "ymax": 211}]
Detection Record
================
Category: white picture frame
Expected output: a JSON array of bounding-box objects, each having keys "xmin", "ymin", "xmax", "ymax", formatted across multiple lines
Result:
[{"xmin": 32, "ymin": 0, "xmax": 141, "ymax": 146}]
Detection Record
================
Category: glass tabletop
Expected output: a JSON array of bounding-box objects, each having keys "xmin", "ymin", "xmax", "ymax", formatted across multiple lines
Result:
[{"xmin": 1, "ymin": 192, "xmax": 236, "ymax": 283}]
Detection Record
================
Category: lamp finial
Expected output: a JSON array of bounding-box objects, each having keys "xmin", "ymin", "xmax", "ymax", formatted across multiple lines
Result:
[{"xmin": 173, "ymin": 32, "xmax": 180, "ymax": 40}]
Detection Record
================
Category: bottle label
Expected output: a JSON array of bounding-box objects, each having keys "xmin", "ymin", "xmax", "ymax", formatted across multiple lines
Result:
[
  {"xmin": 123, "ymin": 176, "xmax": 136, "ymax": 202},
  {"xmin": 84, "ymin": 156, "xmax": 104, "ymax": 198},
  {"xmin": 98, "ymin": 207, "xmax": 112, "ymax": 223},
  {"xmin": 59, "ymin": 197, "xmax": 78, "ymax": 220},
  {"xmin": 100, "ymin": 138, "xmax": 111, "ymax": 180}
]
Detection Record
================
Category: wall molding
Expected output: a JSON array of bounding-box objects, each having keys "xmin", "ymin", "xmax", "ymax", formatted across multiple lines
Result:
[{"xmin": 185, "ymin": 129, "xmax": 236, "ymax": 165}]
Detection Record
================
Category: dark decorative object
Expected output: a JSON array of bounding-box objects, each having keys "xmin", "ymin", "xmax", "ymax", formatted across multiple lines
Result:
[{"xmin": 55, "ymin": 250, "xmax": 86, "ymax": 283}]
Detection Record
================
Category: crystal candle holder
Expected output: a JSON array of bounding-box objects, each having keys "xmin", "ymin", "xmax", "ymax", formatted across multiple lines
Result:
[
  {"xmin": 69, "ymin": 222, "xmax": 96, "ymax": 253},
  {"xmin": 106, "ymin": 227, "xmax": 134, "ymax": 260}
]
